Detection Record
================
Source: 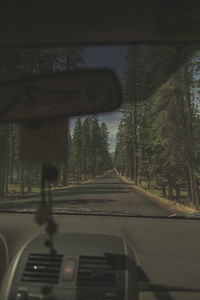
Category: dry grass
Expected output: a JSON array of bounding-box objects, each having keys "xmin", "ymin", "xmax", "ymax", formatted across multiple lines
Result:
[
  {"xmin": 2, "ymin": 171, "xmax": 109, "ymax": 202},
  {"xmin": 116, "ymin": 171, "xmax": 199, "ymax": 214}
]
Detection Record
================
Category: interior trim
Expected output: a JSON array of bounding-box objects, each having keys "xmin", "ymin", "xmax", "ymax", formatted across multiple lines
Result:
[{"xmin": 0, "ymin": 233, "xmax": 38, "ymax": 300}]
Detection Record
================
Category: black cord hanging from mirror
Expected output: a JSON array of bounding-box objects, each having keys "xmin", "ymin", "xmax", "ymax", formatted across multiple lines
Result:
[
  {"xmin": 35, "ymin": 163, "xmax": 59, "ymax": 299},
  {"xmin": 35, "ymin": 163, "xmax": 58, "ymax": 255}
]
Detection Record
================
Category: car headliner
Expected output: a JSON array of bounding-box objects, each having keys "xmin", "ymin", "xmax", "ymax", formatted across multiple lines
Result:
[{"xmin": 0, "ymin": 1, "xmax": 200, "ymax": 46}]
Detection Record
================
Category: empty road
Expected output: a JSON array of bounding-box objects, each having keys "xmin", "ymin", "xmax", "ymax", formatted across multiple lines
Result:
[{"xmin": 0, "ymin": 170, "xmax": 170, "ymax": 216}]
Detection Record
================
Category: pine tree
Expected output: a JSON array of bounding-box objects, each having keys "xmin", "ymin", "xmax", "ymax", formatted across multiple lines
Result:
[
  {"xmin": 72, "ymin": 117, "xmax": 83, "ymax": 182},
  {"xmin": 99, "ymin": 122, "xmax": 112, "ymax": 173},
  {"xmin": 82, "ymin": 117, "xmax": 92, "ymax": 180},
  {"xmin": 115, "ymin": 44, "xmax": 200, "ymax": 207},
  {"xmin": 0, "ymin": 46, "xmax": 85, "ymax": 196},
  {"xmin": 90, "ymin": 116, "xmax": 101, "ymax": 178}
]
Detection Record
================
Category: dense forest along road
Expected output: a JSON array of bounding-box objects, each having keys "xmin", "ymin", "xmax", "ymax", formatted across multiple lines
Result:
[
  {"xmin": 50, "ymin": 169, "xmax": 170, "ymax": 216},
  {"xmin": 0, "ymin": 170, "xmax": 170, "ymax": 216}
]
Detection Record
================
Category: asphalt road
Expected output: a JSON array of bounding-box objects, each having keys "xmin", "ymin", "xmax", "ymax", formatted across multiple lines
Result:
[{"xmin": 0, "ymin": 169, "xmax": 170, "ymax": 216}]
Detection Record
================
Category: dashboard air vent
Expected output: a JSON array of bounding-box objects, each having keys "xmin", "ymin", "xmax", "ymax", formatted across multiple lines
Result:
[
  {"xmin": 22, "ymin": 253, "xmax": 63, "ymax": 284},
  {"xmin": 77, "ymin": 256, "xmax": 116, "ymax": 287}
]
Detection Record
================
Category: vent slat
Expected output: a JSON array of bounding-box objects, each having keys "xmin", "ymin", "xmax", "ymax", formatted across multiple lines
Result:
[
  {"xmin": 23, "ymin": 278, "xmax": 57, "ymax": 283},
  {"xmin": 22, "ymin": 253, "xmax": 63, "ymax": 284},
  {"xmin": 23, "ymin": 271, "xmax": 60, "ymax": 276},
  {"xmin": 77, "ymin": 256, "xmax": 116, "ymax": 287},
  {"xmin": 79, "ymin": 258, "xmax": 111, "ymax": 263},
  {"xmin": 78, "ymin": 275, "xmax": 115, "ymax": 279},
  {"xmin": 79, "ymin": 271, "xmax": 115, "ymax": 275},
  {"xmin": 28, "ymin": 257, "xmax": 62, "ymax": 261},
  {"xmin": 79, "ymin": 264, "xmax": 113, "ymax": 270},
  {"xmin": 78, "ymin": 277, "xmax": 115, "ymax": 282},
  {"xmin": 26, "ymin": 263, "xmax": 61, "ymax": 268},
  {"xmin": 77, "ymin": 282, "xmax": 115, "ymax": 286}
]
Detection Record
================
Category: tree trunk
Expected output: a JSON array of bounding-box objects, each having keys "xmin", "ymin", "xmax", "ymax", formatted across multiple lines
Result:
[
  {"xmin": 175, "ymin": 184, "xmax": 180, "ymax": 203},
  {"xmin": 92, "ymin": 158, "xmax": 96, "ymax": 179},
  {"xmin": 133, "ymin": 101, "xmax": 137, "ymax": 185},
  {"xmin": 10, "ymin": 123, "xmax": 14, "ymax": 184},
  {"xmin": 62, "ymin": 164, "xmax": 68, "ymax": 186},
  {"xmin": 162, "ymin": 185, "xmax": 166, "ymax": 197},
  {"xmin": 184, "ymin": 67, "xmax": 196, "ymax": 205},
  {"xmin": 0, "ymin": 124, "xmax": 9, "ymax": 196},
  {"xmin": 168, "ymin": 181, "xmax": 173, "ymax": 200},
  {"xmin": 188, "ymin": 164, "xmax": 196, "ymax": 205},
  {"xmin": 5, "ymin": 132, "xmax": 9, "ymax": 194},
  {"xmin": 187, "ymin": 172, "xmax": 192, "ymax": 206},
  {"xmin": 133, "ymin": 142, "xmax": 137, "ymax": 185},
  {"xmin": 147, "ymin": 175, "xmax": 150, "ymax": 189},
  {"xmin": 5, "ymin": 155, "xmax": 9, "ymax": 194},
  {"xmin": 20, "ymin": 162, "xmax": 24, "ymax": 194},
  {"xmin": 194, "ymin": 177, "xmax": 199, "ymax": 207},
  {"xmin": 27, "ymin": 175, "xmax": 32, "ymax": 193},
  {"xmin": 16, "ymin": 163, "xmax": 20, "ymax": 182},
  {"xmin": 130, "ymin": 160, "xmax": 134, "ymax": 180}
]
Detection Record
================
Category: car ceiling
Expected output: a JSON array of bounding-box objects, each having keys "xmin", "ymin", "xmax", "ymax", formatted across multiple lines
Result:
[{"xmin": 0, "ymin": 1, "xmax": 200, "ymax": 46}]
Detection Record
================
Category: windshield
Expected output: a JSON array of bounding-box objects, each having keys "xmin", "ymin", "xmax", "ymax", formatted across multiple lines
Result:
[{"xmin": 0, "ymin": 44, "xmax": 200, "ymax": 218}]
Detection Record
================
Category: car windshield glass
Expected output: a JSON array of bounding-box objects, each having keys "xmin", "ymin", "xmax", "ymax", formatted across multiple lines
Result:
[{"xmin": 0, "ymin": 44, "xmax": 200, "ymax": 218}]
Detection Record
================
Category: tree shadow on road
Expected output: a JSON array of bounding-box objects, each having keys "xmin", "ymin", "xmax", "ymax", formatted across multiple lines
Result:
[
  {"xmin": 89, "ymin": 182, "xmax": 128, "ymax": 185},
  {"xmin": 51, "ymin": 187, "xmax": 131, "ymax": 198},
  {"xmin": 0, "ymin": 198, "xmax": 117, "ymax": 210},
  {"xmin": 53, "ymin": 198, "xmax": 117, "ymax": 205}
]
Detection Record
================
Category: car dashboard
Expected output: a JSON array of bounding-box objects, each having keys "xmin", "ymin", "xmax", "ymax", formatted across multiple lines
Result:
[
  {"xmin": 0, "ymin": 212, "xmax": 200, "ymax": 300},
  {"xmin": 0, "ymin": 1, "xmax": 200, "ymax": 300}
]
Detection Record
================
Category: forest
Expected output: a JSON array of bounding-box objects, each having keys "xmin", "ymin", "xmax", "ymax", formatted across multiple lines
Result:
[
  {"xmin": 115, "ymin": 44, "xmax": 200, "ymax": 208},
  {"xmin": 0, "ymin": 116, "xmax": 112, "ymax": 197},
  {"xmin": 0, "ymin": 46, "xmax": 111, "ymax": 198},
  {"xmin": 1, "ymin": 43, "xmax": 200, "ymax": 211}
]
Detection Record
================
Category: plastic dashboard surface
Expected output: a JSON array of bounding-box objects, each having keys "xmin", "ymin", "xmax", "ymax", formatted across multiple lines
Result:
[
  {"xmin": 0, "ymin": 212, "xmax": 200, "ymax": 300},
  {"xmin": 7, "ymin": 233, "xmax": 130, "ymax": 300}
]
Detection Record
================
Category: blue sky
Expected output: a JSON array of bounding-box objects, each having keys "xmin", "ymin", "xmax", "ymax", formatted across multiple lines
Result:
[{"xmin": 69, "ymin": 45, "xmax": 127, "ymax": 152}]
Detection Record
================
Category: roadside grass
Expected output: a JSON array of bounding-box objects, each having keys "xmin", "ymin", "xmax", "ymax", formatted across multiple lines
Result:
[
  {"xmin": 0, "ymin": 171, "xmax": 109, "ymax": 201},
  {"xmin": 116, "ymin": 171, "xmax": 198, "ymax": 214},
  {"xmin": 8, "ymin": 184, "xmax": 41, "ymax": 194},
  {"xmin": 139, "ymin": 180, "xmax": 188, "ymax": 204}
]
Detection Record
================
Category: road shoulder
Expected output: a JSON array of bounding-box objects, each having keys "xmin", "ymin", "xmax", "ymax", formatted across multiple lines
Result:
[
  {"xmin": 1, "ymin": 171, "xmax": 111, "ymax": 204},
  {"xmin": 115, "ymin": 169, "xmax": 198, "ymax": 214}
]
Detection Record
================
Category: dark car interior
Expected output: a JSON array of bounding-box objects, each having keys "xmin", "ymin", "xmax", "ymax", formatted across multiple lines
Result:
[{"xmin": 0, "ymin": 1, "xmax": 200, "ymax": 300}]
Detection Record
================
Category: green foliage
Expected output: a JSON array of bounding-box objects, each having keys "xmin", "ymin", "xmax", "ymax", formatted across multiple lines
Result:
[
  {"xmin": 115, "ymin": 44, "xmax": 200, "ymax": 206},
  {"xmin": 124, "ymin": 44, "xmax": 197, "ymax": 103},
  {"xmin": 68, "ymin": 116, "xmax": 112, "ymax": 182},
  {"xmin": 0, "ymin": 46, "xmax": 86, "ymax": 196}
]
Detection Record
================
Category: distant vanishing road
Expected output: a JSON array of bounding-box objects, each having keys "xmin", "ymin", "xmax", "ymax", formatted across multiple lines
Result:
[
  {"xmin": 51, "ymin": 169, "xmax": 170, "ymax": 216},
  {"xmin": 0, "ymin": 169, "xmax": 170, "ymax": 216}
]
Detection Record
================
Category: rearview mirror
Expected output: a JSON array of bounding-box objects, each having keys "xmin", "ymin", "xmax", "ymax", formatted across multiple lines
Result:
[{"xmin": 0, "ymin": 69, "xmax": 122, "ymax": 121}]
